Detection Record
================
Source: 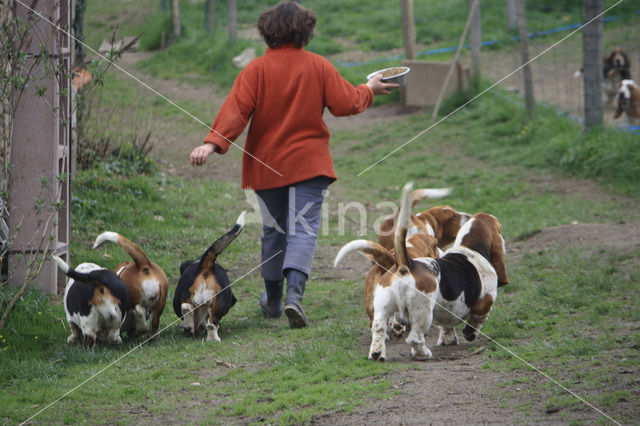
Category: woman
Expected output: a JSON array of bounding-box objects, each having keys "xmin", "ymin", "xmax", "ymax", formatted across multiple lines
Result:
[{"xmin": 190, "ymin": 1, "xmax": 397, "ymax": 328}]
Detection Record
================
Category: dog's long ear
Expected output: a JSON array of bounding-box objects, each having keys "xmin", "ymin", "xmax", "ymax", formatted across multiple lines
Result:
[
  {"xmin": 488, "ymin": 223, "xmax": 509, "ymax": 287},
  {"xmin": 201, "ymin": 211, "xmax": 246, "ymax": 270}
]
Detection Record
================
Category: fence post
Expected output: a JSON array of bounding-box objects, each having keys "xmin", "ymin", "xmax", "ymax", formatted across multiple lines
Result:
[
  {"xmin": 517, "ymin": 0, "xmax": 535, "ymax": 115},
  {"xmin": 583, "ymin": 0, "xmax": 603, "ymax": 129},
  {"xmin": 400, "ymin": 0, "xmax": 416, "ymax": 60},
  {"xmin": 470, "ymin": 0, "xmax": 481, "ymax": 77},
  {"xmin": 228, "ymin": 0, "xmax": 237, "ymax": 42},
  {"xmin": 171, "ymin": 0, "xmax": 180, "ymax": 38},
  {"xmin": 205, "ymin": 0, "xmax": 215, "ymax": 33},
  {"xmin": 507, "ymin": 0, "xmax": 517, "ymax": 31}
]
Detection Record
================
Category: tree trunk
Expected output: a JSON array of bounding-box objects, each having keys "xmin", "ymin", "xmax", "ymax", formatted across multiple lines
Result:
[
  {"xmin": 205, "ymin": 0, "xmax": 215, "ymax": 33},
  {"xmin": 228, "ymin": 0, "xmax": 237, "ymax": 42},
  {"xmin": 517, "ymin": 0, "xmax": 535, "ymax": 115},
  {"xmin": 583, "ymin": 0, "xmax": 603, "ymax": 129},
  {"xmin": 171, "ymin": 0, "xmax": 181, "ymax": 38}
]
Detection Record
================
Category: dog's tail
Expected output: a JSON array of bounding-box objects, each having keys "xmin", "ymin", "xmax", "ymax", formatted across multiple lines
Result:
[
  {"xmin": 394, "ymin": 182, "xmax": 413, "ymax": 273},
  {"xmin": 410, "ymin": 187, "xmax": 451, "ymax": 207},
  {"xmin": 333, "ymin": 239, "xmax": 395, "ymax": 270},
  {"xmin": 200, "ymin": 211, "xmax": 246, "ymax": 270},
  {"xmin": 52, "ymin": 255, "xmax": 104, "ymax": 286},
  {"xmin": 93, "ymin": 231, "xmax": 151, "ymax": 270}
]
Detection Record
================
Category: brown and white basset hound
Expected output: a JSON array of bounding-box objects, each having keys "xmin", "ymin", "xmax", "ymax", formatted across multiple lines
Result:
[
  {"xmin": 367, "ymin": 182, "xmax": 508, "ymax": 361},
  {"xmin": 93, "ymin": 232, "xmax": 169, "ymax": 338},
  {"xmin": 53, "ymin": 256, "xmax": 129, "ymax": 348},
  {"xmin": 614, "ymin": 79, "xmax": 640, "ymax": 125},
  {"xmin": 334, "ymin": 232, "xmax": 439, "ymax": 328},
  {"xmin": 173, "ymin": 211, "xmax": 245, "ymax": 342}
]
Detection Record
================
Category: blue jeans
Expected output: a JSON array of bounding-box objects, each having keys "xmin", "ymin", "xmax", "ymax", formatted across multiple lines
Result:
[{"xmin": 256, "ymin": 176, "xmax": 331, "ymax": 281}]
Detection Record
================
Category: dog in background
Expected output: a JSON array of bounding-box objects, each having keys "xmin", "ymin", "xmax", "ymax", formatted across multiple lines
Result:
[
  {"xmin": 173, "ymin": 212, "xmax": 245, "ymax": 342},
  {"xmin": 575, "ymin": 48, "xmax": 632, "ymax": 109},
  {"xmin": 93, "ymin": 232, "xmax": 169, "ymax": 338},
  {"xmin": 53, "ymin": 255, "xmax": 129, "ymax": 348},
  {"xmin": 367, "ymin": 182, "xmax": 508, "ymax": 361},
  {"xmin": 614, "ymin": 79, "xmax": 640, "ymax": 125}
]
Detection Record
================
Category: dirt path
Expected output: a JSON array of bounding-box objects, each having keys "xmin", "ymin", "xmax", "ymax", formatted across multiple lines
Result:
[{"xmin": 116, "ymin": 51, "xmax": 639, "ymax": 425}]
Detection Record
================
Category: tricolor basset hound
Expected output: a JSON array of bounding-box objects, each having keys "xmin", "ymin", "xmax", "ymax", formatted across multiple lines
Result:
[
  {"xmin": 367, "ymin": 182, "xmax": 508, "ymax": 361},
  {"xmin": 53, "ymin": 255, "xmax": 129, "ymax": 348},
  {"xmin": 92, "ymin": 232, "xmax": 169, "ymax": 338},
  {"xmin": 614, "ymin": 79, "xmax": 640, "ymax": 125},
  {"xmin": 173, "ymin": 211, "xmax": 245, "ymax": 342}
]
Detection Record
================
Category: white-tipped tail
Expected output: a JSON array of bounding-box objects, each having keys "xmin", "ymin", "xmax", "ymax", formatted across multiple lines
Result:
[
  {"xmin": 52, "ymin": 255, "xmax": 70, "ymax": 273},
  {"xmin": 394, "ymin": 182, "xmax": 414, "ymax": 270},
  {"xmin": 410, "ymin": 187, "xmax": 452, "ymax": 204},
  {"xmin": 334, "ymin": 240, "xmax": 374, "ymax": 268},
  {"xmin": 397, "ymin": 182, "xmax": 414, "ymax": 232},
  {"xmin": 92, "ymin": 231, "xmax": 120, "ymax": 249},
  {"xmin": 236, "ymin": 210, "xmax": 247, "ymax": 228}
]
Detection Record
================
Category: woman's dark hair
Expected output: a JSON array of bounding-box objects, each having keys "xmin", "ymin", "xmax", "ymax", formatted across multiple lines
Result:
[{"xmin": 257, "ymin": 1, "xmax": 316, "ymax": 48}]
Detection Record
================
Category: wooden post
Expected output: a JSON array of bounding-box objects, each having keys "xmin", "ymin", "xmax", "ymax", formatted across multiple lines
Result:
[
  {"xmin": 470, "ymin": 0, "xmax": 481, "ymax": 76},
  {"xmin": 431, "ymin": 0, "xmax": 478, "ymax": 122},
  {"xmin": 400, "ymin": 0, "xmax": 416, "ymax": 60},
  {"xmin": 171, "ymin": 0, "xmax": 181, "ymax": 38},
  {"xmin": 205, "ymin": 0, "xmax": 215, "ymax": 33},
  {"xmin": 228, "ymin": 0, "xmax": 237, "ymax": 42},
  {"xmin": 9, "ymin": 0, "xmax": 71, "ymax": 294},
  {"xmin": 517, "ymin": 0, "xmax": 535, "ymax": 115},
  {"xmin": 583, "ymin": 0, "xmax": 603, "ymax": 128},
  {"xmin": 507, "ymin": 0, "xmax": 517, "ymax": 31}
]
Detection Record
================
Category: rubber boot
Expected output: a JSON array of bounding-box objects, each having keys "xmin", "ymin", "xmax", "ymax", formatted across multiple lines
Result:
[
  {"xmin": 259, "ymin": 279, "xmax": 283, "ymax": 318},
  {"xmin": 283, "ymin": 269, "xmax": 310, "ymax": 329}
]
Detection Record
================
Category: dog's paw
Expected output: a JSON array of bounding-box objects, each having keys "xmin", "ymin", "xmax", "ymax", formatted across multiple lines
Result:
[
  {"xmin": 181, "ymin": 327, "xmax": 194, "ymax": 337},
  {"xmin": 410, "ymin": 346, "xmax": 432, "ymax": 361},
  {"xmin": 368, "ymin": 351, "xmax": 386, "ymax": 362},
  {"xmin": 437, "ymin": 327, "xmax": 458, "ymax": 346},
  {"xmin": 462, "ymin": 324, "xmax": 477, "ymax": 341}
]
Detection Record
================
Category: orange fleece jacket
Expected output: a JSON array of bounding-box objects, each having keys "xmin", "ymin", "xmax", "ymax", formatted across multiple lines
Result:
[{"xmin": 203, "ymin": 45, "xmax": 373, "ymax": 190}]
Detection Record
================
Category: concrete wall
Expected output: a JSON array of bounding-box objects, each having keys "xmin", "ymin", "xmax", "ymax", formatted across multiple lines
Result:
[{"xmin": 401, "ymin": 60, "xmax": 471, "ymax": 108}]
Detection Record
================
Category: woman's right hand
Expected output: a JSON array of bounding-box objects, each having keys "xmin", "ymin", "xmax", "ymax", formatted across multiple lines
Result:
[
  {"xmin": 190, "ymin": 143, "xmax": 217, "ymax": 166},
  {"xmin": 366, "ymin": 74, "xmax": 399, "ymax": 95}
]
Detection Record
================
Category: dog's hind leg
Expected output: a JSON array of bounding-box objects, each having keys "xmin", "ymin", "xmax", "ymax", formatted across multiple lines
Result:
[
  {"xmin": 205, "ymin": 304, "xmax": 221, "ymax": 342},
  {"xmin": 405, "ymin": 298, "xmax": 434, "ymax": 360},
  {"xmin": 181, "ymin": 303, "xmax": 195, "ymax": 336},
  {"xmin": 369, "ymin": 288, "xmax": 396, "ymax": 361},
  {"xmin": 463, "ymin": 294, "xmax": 494, "ymax": 341},
  {"xmin": 134, "ymin": 305, "xmax": 148, "ymax": 335},
  {"xmin": 67, "ymin": 322, "xmax": 82, "ymax": 344}
]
